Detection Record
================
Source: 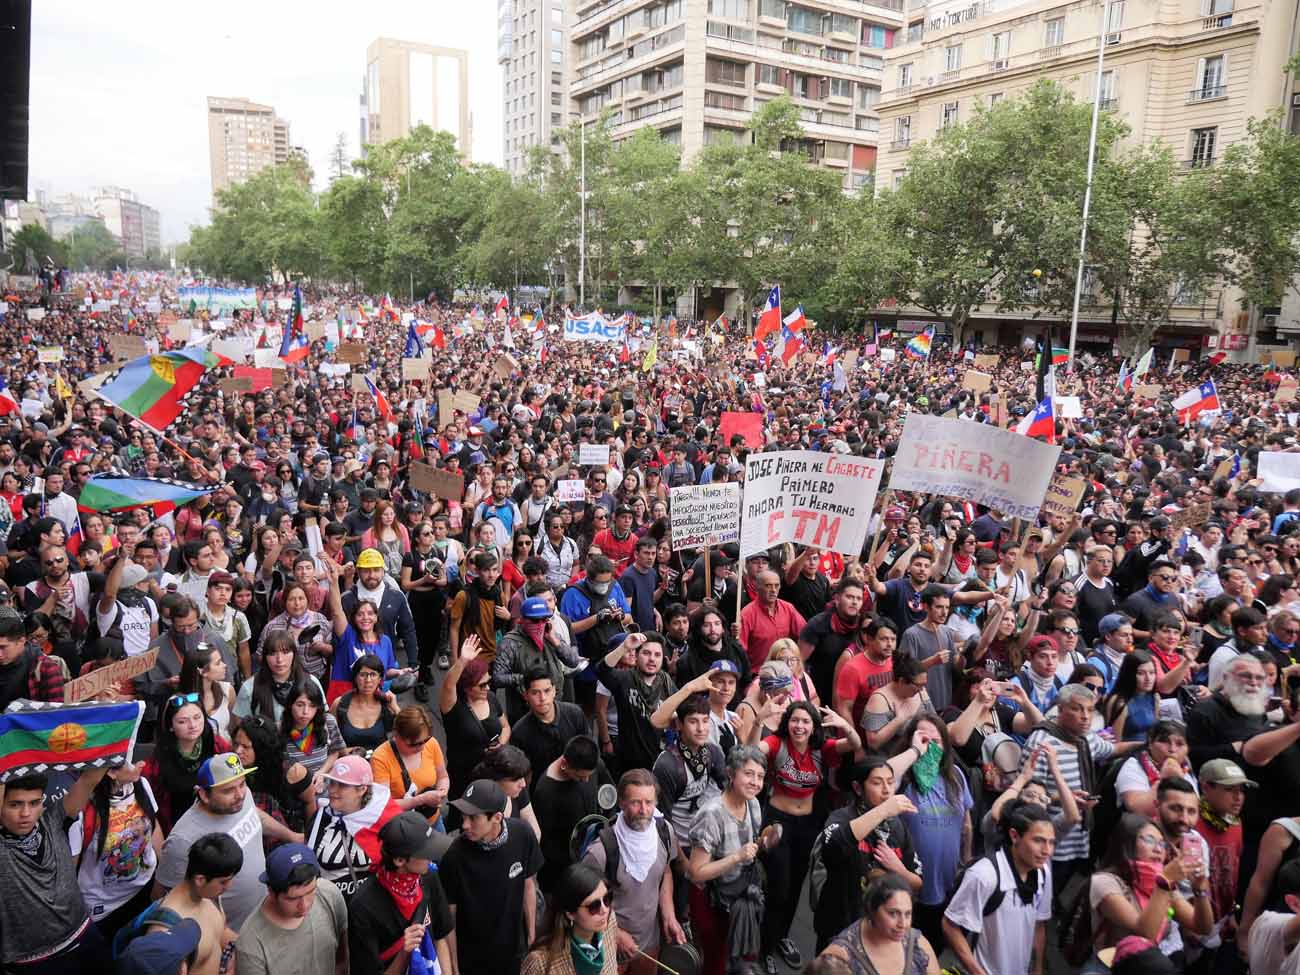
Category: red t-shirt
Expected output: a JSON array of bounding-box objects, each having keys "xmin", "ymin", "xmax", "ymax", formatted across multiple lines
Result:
[
  {"xmin": 762, "ymin": 735, "xmax": 841, "ymax": 801},
  {"xmin": 592, "ymin": 529, "xmax": 638, "ymax": 572},
  {"xmin": 1194, "ymin": 816, "xmax": 1243, "ymax": 923},
  {"xmin": 835, "ymin": 653, "xmax": 893, "ymax": 728}
]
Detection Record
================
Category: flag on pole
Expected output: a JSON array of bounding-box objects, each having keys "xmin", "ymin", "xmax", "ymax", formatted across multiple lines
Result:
[
  {"xmin": 364, "ymin": 377, "xmax": 393, "ymax": 422},
  {"xmin": 642, "ymin": 338, "xmax": 658, "ymax": 374},
  {"xmin": 0, "ymin": 700, "xmax": 145, "ymax": 779},
  {"xmin": 1133, "ymin": 347, "xmax": 1155, "ymax": 379},
  {"xmin": 65, "ymin": 512, "xmax": 83, "ymax": 557},
  {"xmin": 1116, "ymin": 360, "xmax": 1131, "ymax": 392},
  {"xmin": 875, "ymin": 323, "xmax": 894, "ymax": 342},
  {"xmin": 1016, "ymin": 396, "xmax": 1056, "ymax": 443},
  {"xmin": 493, "ymin": 295, "xmax": 509, "ymax": 322},
  {"xmin": 94, "ymin": 349, "xmax": 233, "ymax": 434},
  {"xmin": 379, "ymin": 293, "xmax": 399, "ymax": 323},
  {"xmin": 778, "ymin": 324, "xmax": 805, "ymax": 365},
  {"xmin": 503, "ymin": 319, "xmax": 516, "ymax": 349},
  {"xmin": 345, "ymin": 406, "xmax": 361, "ymax": 442},
  {"xmin": 904, "ymin": 325, "xmax": 935, "ymax": 359},
  {"xmin": 820, "ymin": 341, "xmax": 840, "ymax": 367},
  {"xmin": 782, "ymin": 305, "xmax": 808, "ymax": 333},
  {"xmin": 431, "ymin": 324, "xmax": 447, "ymax": 350},
  {"xmin": 754, "ymin": 339, "xmax": 770, "ymax": 368},
  {"xmin": 403, "ymin": 321, "xmax": 425, "ymax": 358},
  {"xmin": 1208, "ymin": 351, "xmax": 1227, "ymax": 367},
  {"xmin": 0, "ymin": 378, "xmax": 20, "ymax": 416},
  {"xmin": 278, "ymin": 286, "xmax": 309, "ymax": 364},
  {"xmin": 1172, "ymin": 379, "xmax": 1220, "ymax": 423},
  {"xmin": 409, "ymin": 413, "xmax": 426, "ymax": 462},
  {"xmin": 76, "ymin": 474, "xmax": 215, "ymax": 515},
  {"xmin": 756, "ymin": 286, "xmax": 782, "ymax": 341}
]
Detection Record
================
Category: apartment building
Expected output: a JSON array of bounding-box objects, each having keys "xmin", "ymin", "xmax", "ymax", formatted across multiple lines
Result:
[
  {"xmin": 206, "ymin": 97, "xmax": 293, "ymax": 202},
  {"xmin": 567, "ymin": 0, "xmax": 905, "ymax": 192},
  {"xmin": 500, "ymin": 0, "xmax": 569, "ymax": 174},
  {"xmin": 94, "ymin": 186, "xmax": 161, "ymax": 258},
  {"xmin": 361, "ymin": 38, "xmax": 472, "ymax": 157},
  {"xmin": 873, "ymin": 0, "xmax": 1300, "ymax": 350}
]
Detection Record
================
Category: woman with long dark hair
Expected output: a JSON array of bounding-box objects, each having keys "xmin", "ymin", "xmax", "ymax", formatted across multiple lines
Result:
[
  {"xmin": 233, "ymin": 630, "xmax": 322, "ymax": 725},
  {"xmin": 279, "ymin": 678, "xmax": 345, "ymax": 785},
  {"xmin": 521, "ymin": 863, "xmax": 620, "ymax": 975},
  {"xmin": 258, "ymin": 581, "xmax": 333, "ymax": 682},
  {"xmin": 142, "ymin": 691, "xmax": 230, "ymax": 832},
  {"xmin": 1102, "ymin": 649, "xmax": 1161, "ymax": 742},
  {"xmin": 322, "ymin": 557, "xmax": 402, "ymax": 702},
  {"xmin": 330, "ymin": 652, "xmax": 398, "ymax": 751},
  {"xmin": 750, "ymin": 699, "xmax": 860, "ymax": 973},
  {"xmin": 76, "ymin": 764, "xmax": 163, "ymax": 940},
  {"xmin": 232, "ymin": 713, "xmax": 315, "ymax": 838},
  {"xmin": 817, "ymin": 874, "xmax": 940, "ymax": 975},
  {"xmin": 177, "ymin": 643, "xmax": 236, "ymax": 741}
]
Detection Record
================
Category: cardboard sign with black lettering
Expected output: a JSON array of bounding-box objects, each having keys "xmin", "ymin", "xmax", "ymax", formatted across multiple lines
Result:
[
  {"xmin": 337, "ymin": 343, "xmax": 367, "ymax": 364},
  {"xmin": 65, "ymin": 650, "xmax": 158, "ymax": 703},
  {"xmin": 219, "ymin": 377, "xmax": 254, "ymax": 396},
  {"xmin": 409, "ymin": 462, "xmax": 464, "ymax": 500},
  {"xmin": 974, "ymin": 354, "xmax": 1000, "ymax": 371},
  {"xmin": 1169, "ymin": 501, "xmax": 1213, "ymax": 533},
  {"xmin": 493, "ymin": 353, "xmax": 519, "ymax": 380},
  {"xmin": 402, "ymin": 357, "xmax": 431, "ymax": 382},
  {"xmin": 962, "ymin": 370, "xmax": 992, "ymax": 393},
  {"xmin": 1041, "ymin": 473, "xmax": 1087, "ymax": 520},
  {"xmin": 109, "ymin": 334, "xmax": 148, "ymax": 361}
]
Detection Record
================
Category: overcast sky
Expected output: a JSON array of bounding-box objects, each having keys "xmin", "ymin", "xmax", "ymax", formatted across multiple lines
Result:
[{"xmin": 28, "ymin": 2, "xmax": 502, "ymax": 244}]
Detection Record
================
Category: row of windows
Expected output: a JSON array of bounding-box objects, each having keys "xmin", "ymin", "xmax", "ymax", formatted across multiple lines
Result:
[
  {"xmin": 578, "ymin": 0, "xmax": 684, "ymax": 59},
  {"xmin": 512, "ymin": 6, "xmax": 564, "ymax": 32}
]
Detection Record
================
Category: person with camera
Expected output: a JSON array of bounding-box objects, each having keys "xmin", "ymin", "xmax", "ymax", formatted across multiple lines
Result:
[
  {"xmin": 561, "ymin": 553, "xmax": 633, "ymax": 714},
  {"xmin": 401, "ymin": 519, "xmax": 454, "ymax": 696}
]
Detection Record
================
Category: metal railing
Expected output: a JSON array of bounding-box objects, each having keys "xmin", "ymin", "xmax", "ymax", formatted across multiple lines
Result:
[{"xmin": 1188, "ymin": 84, "xmax": 1227, "ymax": 102}]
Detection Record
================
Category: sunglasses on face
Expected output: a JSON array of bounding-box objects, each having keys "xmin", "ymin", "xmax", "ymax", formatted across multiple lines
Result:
[{"xmin": 580, "ymin": 893, "xmax": 613, "ymax": 913}]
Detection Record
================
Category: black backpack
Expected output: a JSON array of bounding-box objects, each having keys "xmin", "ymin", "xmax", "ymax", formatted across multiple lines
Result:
[{"xmin": 596, "ymin": 819, "xmax": 673, "ymax": 892}]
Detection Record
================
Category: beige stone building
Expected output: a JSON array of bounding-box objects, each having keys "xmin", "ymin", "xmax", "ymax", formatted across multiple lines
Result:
[
  {"xmin": 567, "ymin": 0, "xmax": 905, "ymax": 194},
  {"xmin": 873, "ymin": 0, "xmax": 1300, "ymax": 352},
  {"xmin": 499, "ymin": 0, "xmax": 570, "ymax": 175},
  {"xmin": 361, "ymin": 38, "xmax": 472, "ymax": 157},
  {"xmin": 206, "ymin": 97, "xmax": 293, "ymax": 203}
]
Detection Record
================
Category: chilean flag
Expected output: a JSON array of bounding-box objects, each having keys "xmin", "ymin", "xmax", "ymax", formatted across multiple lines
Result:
[
  {"xmin": 821, "ymin": 340, "xmax": 839, "ymax": 367},
  {"xmin": 494, "ymin": 295, "xmax": 509, "ymax": 322},
  {"xmin": 778, "ymin": 324, "xmax": 805, "ymax": 365},
  {"xmin": 430, "ymin": 324, "xmax": 448, "ymax": 350},
  {"xmin": 782, "ymin": 305, "xmax": 808, "ymax": 332},
  {"xmin": 278, "ymin": 285, "xmax": 310, "ymax": 364},
  {"xmin": 1208, "ymin": 351, "xmax": 1227, "ymax": 367},
  {"xmin": 1116, "ymin": 360, "xmax": 1132, "ymax": 391},
  {"xmin": 379, "ymin": 293, "xmax": 399, "ymax": 323},
  {"xmin": 0, "ymin": 379, "xmax": 19, "ymax": 417},
  {"xmin": 754, "ymin": 339, "xmax": 770, "ymax": 367},
  {"xmin": 756, "ymin": 285, "xmax": 782, "ymax": 341},
  {"xmin": 1173, "ymin": 379, "xmax": 1220, "ymax": 422},
  {"xmin": 365, "ymin": 377, "xmax": 393, "ymax": 422},
  {"xmin": 403, "ymin": 321, "xmax": 425, "ymax": 358},
  {"xmin": 1016, "ymin": 396, "xmax": 1056, "ymax": 443},
  {"xmin": 345, "ymin": 406, "xmax": 361, "ymax": 441}
]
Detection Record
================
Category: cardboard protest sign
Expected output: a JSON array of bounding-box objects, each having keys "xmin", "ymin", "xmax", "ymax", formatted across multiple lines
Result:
[
  {"xmin": 974, "ymin": 354, "xmax": 1000, "ymax": 370},
  {"xmin": 1258, "ymin": 452, "xmax": 1300, "ymax": 493},
  {"xmin": 233, "ymin": 366, "xmax": 275, "ymax": 392},
  {"xmin": 720, "ymin": 411, "xmax": 765, "ymax": 450},
  {"xmin": 1213, "ymin": 457, "xmax": 1234, "ymax": 481},
  {"xmin": 337, "ymin": 343, "xmax": 367, "ymax": 364},
  {"xmin": 64, "ymin": 650, "xmax": 158, "ymax": 703},
  {"xmin": 1272, "ymin": 350, "xmax": 1297, "ymax": 369},
  {"xmin": 436, "ymin": 389, "xmax": 456, "ymax": 424},
  {"xmin": 37, "ymin": 346, "xmax": 64, "ymax": 363},
  {"xmin": 1054, "ymin": 395, "xmax": 1083, "ymax": 419},
  {"xmin": 25, "ymin": 308, "xmax": 45, "ymax": 321},
  {"xmin": 109, "ymin": 334, "xmax": 148, "ymax": 361},
  {"xmin": 402, "ymin": 358, "xmax": 431, "ymax": 382},
  {"xmin": 841, "ymin": 350, "xmax": 859, "ymax": 370},
  {"xmin": 1276, "ymin": 380, "xmax": 1298, "ymax": 403},
  {"xmin": 493, "ymin": 353, "xmax": 519, "ymax": 380},
  {"xmin": 1169, "ymin": 501, "xmax": 1212, "ymax": 533},
  {"xmin": 670, "ymin": 484, "xmax": 742, "ymax": 551},
  {"xmin": 167, "ymin": 319, "xmax": 192, "ymax": 343},
  {"xmin": 1041, "ymin": 473, "xmax": 1087, "ymax": 520},
  {"xmin": 1172, "ymin": 349, "xmax": 1191, "ymax": 363},
  {"xmin": 452, "ymin": 391, "xmax": 481, "ymax": 416},
  {"xmin": 1020, "ymin": 361, "xmax": 1033, "ymax": 372},
  {"xmin": 305, "ymin": 321, "xmax": 327, "ymax": 341},
  {"xmin": 740, "ymin": 451, "xmax": 885, "ymax": 558},
  {"xmin": 218, "ymin": 377, "xmax": 254, "ymax": 396},
  {"xmin": 888, "ymin": 413, "xmax": 1061, "ymax": 520},
  {"xmin": 556, "ymin": 479, "xmax": 586, "ymax": 502},
  {"xmin": 409, "ymin": 462, "xmax": 464, "ymax": 500},
  {"xmin": 1133, "ymin": 384, "xmax": 1161, "ymax": 400},
  {"xmin": 962, "ymin": 370, "xmax": 992, "ymax": 393},
  {"xmin": 351, "ymin": 374, "xmax": 370, "ymax": 393},
  {"xmin": 880, "ymin": 348, "xmax": 897, "ymax": 363},
  {"xmin": 578, "ymin": 444, "xmax": 611, "ymax": 467}
]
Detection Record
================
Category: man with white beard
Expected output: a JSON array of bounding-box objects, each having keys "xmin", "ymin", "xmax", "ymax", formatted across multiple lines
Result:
[
  {"xmin": 1187, "ymin": 650, "xmax": 1300, "ymax": 880},
  {"xmin": 581, "ymin": 769, "xmax": 687, "ymax": 974}
]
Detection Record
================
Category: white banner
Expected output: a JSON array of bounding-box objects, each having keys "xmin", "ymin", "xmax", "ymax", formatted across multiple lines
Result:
[
  {"xmin": 670, "ymin": 483, "xmax": 742, "ymax": 551},
  {"xmin": 740, "ymin": 451, "xmax": 885, "ymax": 558},
  {"xmin": 556, "ymin": 479, "xmax": 586, "ymax": 502},
  {"xmin": 1258, "ymin": 452, "xmax": 1300, "ymax": 493},
  {"xmin": 578, "ymin": 444, "xmax": 611, "ymax": 466},
  {"xmin": 563, "ymin": 315, "xmax": 626, "ymax": 344},
  {"xmin": 888, "ymin": 414, "xmax": 1061, "ymax": 520}
]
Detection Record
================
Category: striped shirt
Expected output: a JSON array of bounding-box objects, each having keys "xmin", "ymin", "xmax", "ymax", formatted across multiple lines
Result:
[{"xmin": 1021, "ymin": 727, "xmax": 1115, "ymax": 861}]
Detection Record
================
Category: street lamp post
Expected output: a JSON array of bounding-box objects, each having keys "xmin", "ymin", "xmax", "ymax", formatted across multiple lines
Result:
[
  {"xmin": 579, "ymin": 118, "xmax": 586, "ymax": 310},
  {"xmin": 1066, "ymin": 0, "xmax": 1112, "ymax": 372}
]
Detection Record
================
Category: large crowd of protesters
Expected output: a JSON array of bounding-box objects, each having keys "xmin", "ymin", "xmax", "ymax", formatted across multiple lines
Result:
[{"xmin": 2, "ymin": 270, "xmax": 1300, "ymax": 975}]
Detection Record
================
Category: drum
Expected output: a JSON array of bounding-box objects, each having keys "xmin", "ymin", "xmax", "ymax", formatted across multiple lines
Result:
[{"xmin": 656, "ymin": 942, "xmax": 702, "ymax": 975}]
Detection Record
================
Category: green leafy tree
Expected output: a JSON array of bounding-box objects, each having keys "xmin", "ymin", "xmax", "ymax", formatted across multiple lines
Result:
[
  {"xmin": 319, "ymin": 175, "xmax": 389, "ymax": 291},
  {"xmin": 10, "ymin": 223, "xmax": 66, "ymax": 270},
  {"xmin": 66, "ymin": 221, "xmax": 127, "ymax": 271}
]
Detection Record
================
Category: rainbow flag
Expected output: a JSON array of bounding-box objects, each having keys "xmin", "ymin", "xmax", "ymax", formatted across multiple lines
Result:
[
  {"xmin": 77, "ymin": 474, "xmax": 215, "ymax": 516},
  {"xmin": 904, "ymin": 325, "xmax": 935, "ymax": 359},
  {"xmin": 0, "ymin": 700, "xmax": 144, "ymax": 780},
  {"xmin": 93, "ymin": 348, "xmax": 232, "ymax": 433}
]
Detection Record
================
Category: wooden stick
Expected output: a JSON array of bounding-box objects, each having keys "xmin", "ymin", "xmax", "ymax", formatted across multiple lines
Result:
[
  {"xmin": 633, "ymin": 948, "xmax": 681, "ymax": 975},
  {"xmin": 867, "ymin": 490, "xmax": 893, "ymax": 564},
  {"xmin": 704, "ymin": 544, "xmax": 712, "ymax": 601}
]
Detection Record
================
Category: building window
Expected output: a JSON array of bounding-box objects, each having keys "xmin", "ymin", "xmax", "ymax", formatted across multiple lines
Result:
[
  {"xmin": 897, "ymin": 62, "xmax": 913, "ymax": 89},
  {"xmin": 1193, "ymin": 55, "xmax": 1226, "ymax": 99},
  {"xmin": 758, "ymin": 63, "xmax": 780, "ymax": 85},
  {"xmin": 551, "ymin": 49, "xmax": 562, "ymax": 63},
  {"xmin": 552, "ymin": 71, "xmax": 563, "ymax": 85},
  {"xmin": 551, "ymin": 6, "xmax": 563, "ymax": 23},
  {"xmin": 990, "ymin": 30, "xmax": 1011, "ymax": 67},
  {"xmin": 893, "ymin": 169, "xmax": 906, "ymax": 189},
  {"xmin": 708, "ymin": 0, "xmax": 749, "ymax": 17},
  {"xmin": 894, "ymin": 115, "xmax": 911, "ymax": 146},
  {"xmin": 704, "ymin": 125, "xmax": 741, "ymax": 145},
  {"xmin": 787, "ymin": 4, "xmax": 823, "ymax": 35},
  {"xmin": 829, "ymin": 77, "xmax": 851, "ymax": 99},
  {"xmin": 988, "ymin": 91, "xmax": 1004, "ymax": 105},
  {"xmin": 551, "ymin": 112, "xmax": 562, "ymax": 126},
  {"xmin": 1099, "ymin": 70, "xmax": 1116, "ymax": 108},
  {"xmin": 551, "ymin": 28, "xmax": 562, "ymax": 46},
  {"xmin": 1107, "ymin": 0, "xmax": 1125, "ymax": 31},
  {"xmin": 705, "ymin": 90, "xmax": 748, "ymax": 110},
  {"xmin": 706, "ymin": 58, "xmax": 747, "ymax": 86},
  {"xmin": 857, "ymin": 84, "xmax": 880, "ymax": 109},
  {"xmin": 1043, "ymin": 17, "xmax": 1064, "ymax": 47},
  {"xmin": 1190, "ymin": 126, "xmax": 1217, "ymax": 166},
  {"xmin": 945, "ymin": 44, "xmax": 962, "ymax": 73},
  {"xmin": 863, "ymin": 25, "xmax": 894, "ymax": 48},
  {"xmin": 759, "ymin": 0, "xmax": 785, "ymax": 17},
  {"xmin": 830, "ymin": 13, "xmax": 856, "ymax": 35},
  {"xmin": 942, "ymin": 101, "xmax": 959, "ymax": 126}
]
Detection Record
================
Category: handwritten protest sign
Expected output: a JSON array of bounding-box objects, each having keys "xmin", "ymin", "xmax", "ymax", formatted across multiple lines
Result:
[
  {"xmin": 974, "ymin": 354, "xmax": 1000, "ymax": 371},
  {"xmin": 720, "ymin": 411, "xmax": 764, "ymax": 450},
  {"xmin": 25, "ymin": 308, "xmax": 45, "ymax": 321},
  {"xmin": 65, "ymin": 650, "xmax": 158, "ymax": 703},
  {"xmin": 1258, "ymin": 452, "xmax": 1300, "ymax": 493},
  {"xmin": 337, "ymin": 343, "xmax": 367, "ymax": 364},
  {"xmin": 452, "ymin": 391, "xmax": 481, "ymax": 416},
  {"xmin": 670, "ymin": 484, "xmax": 742, "ymax": 551},
  {"xmin": 305, "ymin": 321, "xmax": 327, "ymax": 342},
  {"xmin": 402, "ymin": 357, "xmax": 431, "ymax": 382},
  {"xmin": 218, "ymin": 377, "xmax": 254, "ymax": 396},
  {"xmin": 1276, "ymin": 380, "xmax": 1298, "ymax": 403},
  {"xmin": 37, "ymin": 346, "xmax": 64, "ymax": 363},
  {"xmin": 1213, "ymin": 457, "xmax": 1234, "ymax": 481},
  {"xmin": 168, "ymin": 320, "xmax": 192, "ymax": 343},
  {"xmin": 578, "ymin": 444, "xmax": 611, "ymax": 467},
  {"xmin": 1054, "ymin": 396, "xmax": 1083, "ymax": 419},
  {"xmin": 1041, "ymin": 473, "xmax": 1087, "ymax": 520},
  {"xmin": 880, "ymin": 348, "xmax": 897, "ymax": 363},
  {"xmin": 1133, "ymin": 384, "xmax": 1161, "ymax": 400},
  {"xmin": 556, "ymin": 479, "xmax": 586, "ymax": 502},
  {"xmin": 493, "ymin": 353, "xmax": 519, "ymax": 380},
  {"xmin": 962, "ymin": 370, "xmax": 992, "ymax": 393},
  {"xmin": 1169, "ymin": 501, "xmax": 1213, "ymax": 533},
  {"xmin": 740, "ymin": 451, "xmax": 884, "ymax": 558},
  {"xmin": 109, "ymin": 334, "xmax": 148, "ymax": 361},
  {"xmin": 409, "ymin": 462, "xmax": 464, "ymax": 500},
  {"xmin": 888, "ymin": 414, "xmax": 1061, "ymax": 520}
]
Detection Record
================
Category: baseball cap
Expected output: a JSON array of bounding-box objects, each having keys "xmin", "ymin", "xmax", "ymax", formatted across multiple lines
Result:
[
  {"xmin": 885, "ymin": 506, "xmax": 907, "ymax": 521},
  {"xmin": 380, "ymin": 810, "xmax": 453, "ymax": 860},
  {"xmin": 118, "ymin": 919, "xmax": 202, "ymax": 975},
  {"xmin": 1199, "ymin": 758, "xmax": 1257, "ymax": 788},
  {"xmin": 356, "ymin": 548, "xmax": 385, "ymax": 570},
  {"xmin": 196, "ymin": 752, "xmax": 256, "ymax": 790},
  {"xmin": 248, "ymin": 460, "xmax": 267, "ymax": 472},
  {"xmin": 259, "ymin": 842, "xmax": 320, "ymax": 890},
  {"xmin": 1098, "ymin": 613, "xmax": 1131, "ymax": 637},
  {"xmin": 451, "ymin": 779, "xmax": 508, "ymax": 817},
  {"xmin": 520, "ymin": 596, "xmax": 553, "ymax": 621},
  {"xmin": 323, "ymin": 755, "xmax": 373, "ymax": 787},
  {"xmin": 708, "ymin": 659, "xmax": 740, "ymax": 675},
  {"xmin": 121, "ymin": 563, "xmax": 149, "ymax": 588}
]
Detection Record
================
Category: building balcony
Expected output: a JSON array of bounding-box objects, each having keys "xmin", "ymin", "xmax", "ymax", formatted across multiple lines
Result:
[
  {"xmin": 1099, "ymin": 97, "xmax": 1118, "ymax": 111},
  {"xmin": 1038, "ymin": 45, "xmax": 1062, "ymax": 59},
  {"xmin": 1202, "ymin": 13, "xmax": 1233, "ymax": 29},
  {"xmin": 1188, "ymin": 84, "xmax": 1228, "ymax": 103},
  {"xmin": 890, "ymin": 137, "xmax": 911, "ymax": 149},
  {"xmin": 1181, "ymin": 157, "xmax": 1215, "ymax": 169}
]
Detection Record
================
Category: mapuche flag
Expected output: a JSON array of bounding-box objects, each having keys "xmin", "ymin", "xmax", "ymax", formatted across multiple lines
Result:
[
  {"xmin": 0, "ymin": 700, "xmax": 144, "ymax": 780},
  {"xmin": 78, "ymin": 474, "xmax": 215, "ymax": 516}
]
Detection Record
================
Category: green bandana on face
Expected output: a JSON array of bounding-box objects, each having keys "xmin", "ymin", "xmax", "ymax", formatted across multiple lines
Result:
[{"xmin": 911, "ymin": 742, "xmax": 944, "ymax": 795}]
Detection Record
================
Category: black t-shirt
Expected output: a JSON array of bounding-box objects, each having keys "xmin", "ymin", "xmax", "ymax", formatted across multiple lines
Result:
[
  {"xmin": 348, "ymin": 869, "xmax": 453, "ymax": 975},
  {"xmin": 345, "ymin": 508, "xmax": 375, "ymax": 539},
  {"xmin": 510, "ymin": 703, "xmax": 590, "ymax": 782},
  {"xmin": 798, "ymin": 611, "xmax": 856, "ymax": 704},
  {"xmin": 782, "ymin": 572, "xmax": 831, "ymax": 622},
  {"xmin": 1074, "ymin": 578, "xmax": 1117, "ymax": 646},
  {"xmin": 402, "ymin": 548, "xmax": 449, "ymax": 610},
  {"xmin": 531, "ymin": 772, "xmax": 602, "ymax": 892},
  {"xmin": 439, "ymin": 820, "xmax": 544, "ymax": 971},
  {"xmin": 595, "ymin": 664, "xmax": 676, "ymax": 773},
  {"xmin": 443, "ymin": 696, "xmax": 504, "ymax": 798},
  {"xmin": 298, "ymin": 475, "xmax": 333, "ymax": 513},
  {"xmin": 813, "ymin": 807, "xmax": 918, "ymax": 940}
]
